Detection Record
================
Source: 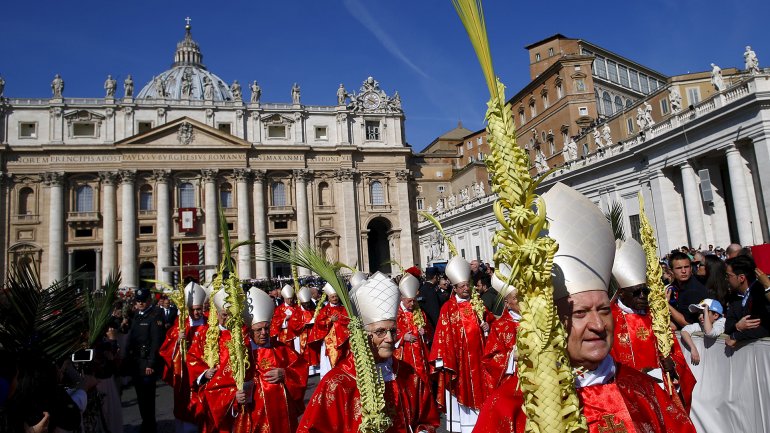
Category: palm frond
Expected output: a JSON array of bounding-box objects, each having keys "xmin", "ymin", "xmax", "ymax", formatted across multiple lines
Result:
[
  {"xmin": 604, "ymin": 201, "xmax": 626, "ymax": 241},
  {"xmin": 381, "ymin": 260, "xmax": 404, "ymax": 274},
  {"xmin": 419, "ymin": 211, "xmax": 458, "ymax": 256},
  {"xmin": 86, "ymin": 271, "xmax": 121, "ymax": 346},
  {"xmin": 451, "ymin": 0, "xmax": 497, "ymax": 99}
]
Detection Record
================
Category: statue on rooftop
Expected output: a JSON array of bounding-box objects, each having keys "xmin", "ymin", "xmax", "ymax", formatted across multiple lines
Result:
[
  {"xmin": 669, "ymin": 87, "xmax": 682, "ymax": 112},
  {"xmin": 535, "ymin": 149, "xmax": 549, "ymax": 173},
  {"xmin": 250, "ymin": 81, "xmax": 262, "ymax": 103},
  {"xmin": 153, "ymin": 75, "xmax": 165, "ymax": 98},
  {"xmin": 231, "ymin": 80, "xmax": 242, "ymax": 101},
  {"xmin": 51, "ymin": 74, "xmax": 64, "ymax": 98},
  {"xmin": 448, "ymin": 193, "xmax": 456, "ymax": 209},
  {"xmin": 744, "ymin": 46, "xmax": 760, "ymax": 74},
  {"xmin": 710, "ymin": 63, "xmax": 725, "ymax": 92},
  {"xmin": 124, "ymin": 75, "xmax": 134, "ymax": 97},
  {"xmin": 643, "ymin": 101, "xmax": 655, "ymax": 127},
  {"xmin": 203, "ymin": 76, "xmax": 214, "ymax": 101},
  {"xmin": 104, "ymin": 75, "xmax": 117, "ymax": 98},
  {"xmin": 291, "ymin": 83, "xmax": 301, "ymax": 104},
  {"xmin": 636, "ymin": 107, "xmax": 646, "ymax": 131},
  {"xmin": 566, "ymin": 137, "xmax": 578, "ymax": 162},
  {"xmin": 593, "ymin": 128, "xmax": 603, "ymax": 148},
  {"xmin": 180, "ymin": 70, "xmax": 192, "ymax": 98},
  {"xmin": 602, "ymin": 123, "xmax": 612, "ymax": 146},
  {"xmin": 477, "ymin": 181, "xmax": 485, "ymax": 197},
  {"xmin": 436, "ymin": 199, "xmax": 444, "ymax": 214},
  {"xmin": 337, "ymin": 84, "xmax": 347, "ymax": 105}
]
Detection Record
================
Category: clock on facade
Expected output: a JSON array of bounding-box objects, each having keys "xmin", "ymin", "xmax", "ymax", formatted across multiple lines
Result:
[{"xmin": 363, "ymin": 92, "xmax": 381, "ymax": 110}]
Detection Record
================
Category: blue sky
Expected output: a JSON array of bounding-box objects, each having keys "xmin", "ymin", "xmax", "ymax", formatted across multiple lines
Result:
[{"xmin": 1, "ymin": 0, "xmax": 768, "ymax": 150}]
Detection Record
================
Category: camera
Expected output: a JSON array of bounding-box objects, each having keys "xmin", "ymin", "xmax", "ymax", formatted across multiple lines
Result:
[{"xmin": 72, "ymin": 348, "xmax": 94, "ymax": 363}]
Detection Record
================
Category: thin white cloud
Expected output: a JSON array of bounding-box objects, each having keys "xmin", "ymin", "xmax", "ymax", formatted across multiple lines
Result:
[{"xmin": 343, "ymin": 0, "xmax": 430, "ymax": 79}]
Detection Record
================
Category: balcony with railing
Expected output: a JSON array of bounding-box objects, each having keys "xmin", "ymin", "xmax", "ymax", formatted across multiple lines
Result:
[
  {"xmin": 12, "ymin": 214, "xmax": 40, "ymax": 224},
  {"xmin": 268, "ymin": 205, "xmax": 295, "ymax": 216},
  {"xmin": 67, "ymin": 211, "xmax": 101, "ymax": 222}
]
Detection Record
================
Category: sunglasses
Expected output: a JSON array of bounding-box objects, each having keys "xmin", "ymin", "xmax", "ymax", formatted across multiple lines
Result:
[{"xmin": 626, "ymin": 287, "xmax": 650, "ymax": 297}]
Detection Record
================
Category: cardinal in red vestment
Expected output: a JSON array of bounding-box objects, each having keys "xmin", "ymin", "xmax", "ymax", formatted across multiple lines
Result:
[
  {"xmin": 158, "ymin": 281, "xmax": 208, "ymax": 429},
  {"xmin": 394, "ymin": 272, "xmax": 433, "ymax": 384},
  {"xmin": 609, "ymin": 239, "xmax": 697, "ymax": 411},
  {"xmin": 307, "ymin": 283, "xmax": 350, "ymax": 377},
  {"xmin": 288, "ymin": 286, "xmax": 321, "ymax": 375},
  {"xmin": 232, "ymin": 287, "xmax": 309, "ymax": 433},
  {"xmin": 429, "ymin": 256, "xmax": 495, "ymax": 433},
  {"xmin": 297, "ymin": 272, "xmax": 440, "ymax": 433},
  {"xmin": 271, "ymin": 284, "xmax": 303, "ymax": 350}
]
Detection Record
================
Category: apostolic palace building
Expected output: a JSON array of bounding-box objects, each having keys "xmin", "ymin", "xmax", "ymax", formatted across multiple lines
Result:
[{"xmin": 0, "ymin": 24, "xmax": 417, "ymax": 290}]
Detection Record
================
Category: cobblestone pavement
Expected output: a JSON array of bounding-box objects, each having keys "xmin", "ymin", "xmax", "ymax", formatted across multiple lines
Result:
[{"xmin": 122, "ymin": 374, "xmax": 450, "ymax": 432}]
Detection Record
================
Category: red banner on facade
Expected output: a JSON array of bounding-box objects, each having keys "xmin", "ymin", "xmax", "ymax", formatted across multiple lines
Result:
[{"xmin": 179, "ymin": 208, "xmax": 197, "ymax": 233}]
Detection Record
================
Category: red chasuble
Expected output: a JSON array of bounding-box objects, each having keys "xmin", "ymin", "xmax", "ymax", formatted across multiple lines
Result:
[
  {"xmin": 394, "ymin": 306, "xmax": 433, "ymax": 384},
  {"xmin": 610, "ymin": 302, "xmax": 696, "ymax": 411},
  {"xmin": 481, "ymin": 311, "xmax": 520, "ymax": 392},
  {"xmin": 308, "ymin": 304, "xmax": 350, "ymax": 368},
  {"xmin": 296, "ymin": 356, "xmax": 440, "ymax": 433},
  {"xmin": 158, "ymin": 318, "xmax": 207, "ymax": 424},
  {"xmin": 289, "ymin": 306, "xmax": 320, "ymax": 367},
  {"xmin": 471, "ymin": 361, "xmax": 696, "ymax": 433},
  {"xmin": 271, "ymin": 303, "xmax": 303, "ymax": 343},
  {"xmin": 232, "ymin": 339, "xmax": 309, "ymax": 433},
  {"xmin": 428, "ymin": 296, "xmax": 495, "ymax": 411}
]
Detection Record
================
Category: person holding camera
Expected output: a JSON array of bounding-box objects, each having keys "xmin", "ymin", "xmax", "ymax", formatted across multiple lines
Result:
[{"xmin": 125, "ymin": 288, "xmax": 165, "ymax": 433}]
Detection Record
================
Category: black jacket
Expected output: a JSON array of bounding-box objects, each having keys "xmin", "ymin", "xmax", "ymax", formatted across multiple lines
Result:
[
  {"xmin": 418, "ymin": 281, "xmax": 441, "ymax": 328},
  {"xmin": 126, "ymin": 305, "xmax": 165, "ymax": 375},
  {"xmin": 724, "ymin": 281, "xmax": 770, "ymax": 341}
]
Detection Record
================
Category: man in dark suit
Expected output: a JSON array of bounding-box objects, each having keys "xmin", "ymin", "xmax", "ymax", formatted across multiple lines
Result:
[
  {"xmin": 158, "ymin": 295, "xmax": 178, "ymax": 330},
  {"xmin": 418, "ymin": 267, "xmax": 441, "ymax": 329},
  {"xmin": 724, "ymin": 255, "xmax": 770, "ymax": 345}
]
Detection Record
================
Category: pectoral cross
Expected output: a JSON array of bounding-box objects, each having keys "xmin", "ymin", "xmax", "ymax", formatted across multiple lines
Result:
[
  {"xmin": 598, "ymin": 414, "xmax": 628, "ymax": 433},
  {"xmin": 636, "ymin": 326, "xmax": 650, "ymax": 341}
]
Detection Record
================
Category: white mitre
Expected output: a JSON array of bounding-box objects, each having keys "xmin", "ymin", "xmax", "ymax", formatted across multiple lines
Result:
[
  {"xmin": 245, "ymin": 287, "xmax": 275, "ymax": 326},
  {"xmin": 351, "ymin": 272, "xmax": 400, "ymax": 325},
  {"xmin": 350, "ymin": 271, "xmax": 368, "ymax": 291},
  {"xmin": 542, "ymin": 182, "xmax": 616, "ymax": 299},
  {"xmin": 184, "ymin": 281, "xmax": 207, "ymax": 308},
  {"xmin": 445, "ymin": 255, "xmax": 471, "ymax": 285},
  {"xmin": 211, "ymin": 289, "xmax": 229, "ymax": 313},
  {"xmin": 281, "ymin": 284, "xmax": 294, "ymax": 299},
  {"xmin": 297, "ymin": 286, "xmax": 312, "ymax": 303},
  {"xmin": 612, "ymin": 238, "xmax": 647, "ymax": 289},
  {"xmin": 322, "ymin": 282, "xmax": 337, "ymax": 296},
  {"xmin": 491, "ymin": 263, "xmax": 517, "ymax": 298},
  {"xmin": 398, "ymin": 273, "xmax": 420, "ymax": 298}
]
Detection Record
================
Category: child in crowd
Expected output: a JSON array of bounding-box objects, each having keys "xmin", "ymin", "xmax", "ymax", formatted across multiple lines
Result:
[{"xmin": 680, "ymin": 298, "xmax": 726, "ymax": 365}]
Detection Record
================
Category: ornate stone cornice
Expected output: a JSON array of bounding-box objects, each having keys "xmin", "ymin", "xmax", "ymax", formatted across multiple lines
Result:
[
  {"xmin": 201, "ymin": 168, "xmax": 219, "ymax": 182},
  {"xmin": 334, "ymin": 168, "xmax": 357, "ymax": 182},
  {"xmin": 252, "ymin": 169, "xmax": 267, "ymax": 182},
  {"xmin": 42, "ymin": 171, "xmax": 65, "ymax": 186},
  {"xmin": 233, "ymin": 168, "xmax": 251, "ymax": 182},
  {"xmin": 98, "ymin": 171, "xmax": 118, "ymax": 185},
  {"xmin": 118, "ymin": 170, "xmax": 137, "ymax": 184},
  {"xmin": 293, "ymin": 169, "xmax": 312, "ymax": 182},
  {"xmin": 395, "ymin": 169, "xmax": 411, "ymax": 181},
  {"xmin": 150, "ymin": 169, "xmax": 171, "ymax": 183}
]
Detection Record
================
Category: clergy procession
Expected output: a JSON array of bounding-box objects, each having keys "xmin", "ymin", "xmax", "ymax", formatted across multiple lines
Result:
[{"xmin": 3, "ymin": 2, "xmax": 768, "ymax": 433}]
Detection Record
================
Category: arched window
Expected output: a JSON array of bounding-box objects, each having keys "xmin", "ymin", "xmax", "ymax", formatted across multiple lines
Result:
[
  {"xmin": 625, "ymin": 98, "xmax": 634, "ymax": 108},
  {"xmin": 370, "ymin": 181, "xmax": 385, "ymax": 205},
  {"xmin": 220, "ymin": 183, "xmax": 233, "ymax": 208},
  {"xmin": 179, "ymin": 182, "xmax": 195, "ymax": 208},
  {"xmin": 614, "ymin": 96, "xmax": 623, "ymax": 113},
  {"xmin": 272, "ymin": 182, "xmax": 286, "ymax": 207},
  {"xmin": 318, "ymin": 182, "xmax": 331, "ymax": 206},
  {"xmin": 583, "ymin": 143, "xmax": 590, "ymax": 156},
  {"xmin": 75, "ymin": 185, "xmax": 93, "ymax": 212},
  {"xmin": 139, "ymin": 185, "xmax": 153, "ymax": 211},
  {"xmin": 18, "ymin": 187, "xmax": 34, "ymax": 215},
  {"xmin": 602, "ymin": 92, "xmax": 613, "ymax": 116}
]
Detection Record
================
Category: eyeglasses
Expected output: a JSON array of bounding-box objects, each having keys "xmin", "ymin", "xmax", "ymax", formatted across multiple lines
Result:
[
  {"xmin": 368, "ymin": 327, "xmax": 398, "ymax": 338},
  {"xmin": 252, "ymin": 327, "xmax": 270, "ymax": 334},
  {"xmin": 626, "ymin": 287, "xmax": 650, "ymax": 297}
]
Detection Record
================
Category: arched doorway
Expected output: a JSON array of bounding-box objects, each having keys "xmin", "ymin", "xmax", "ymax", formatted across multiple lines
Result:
[
  {"xmin": 138, "ymin": 262, "xmax": 156, "ymax": 290},
  {"xmin": 367, "ymin": 217, "xmax": 392, "ymax": 274},
  {"xmin": 270, "ymin": 239, "xmax": 292, "ymax": 278},
  {"xmin": 72, "ymin": 249, "xmax": 97, "ymax": 292}
]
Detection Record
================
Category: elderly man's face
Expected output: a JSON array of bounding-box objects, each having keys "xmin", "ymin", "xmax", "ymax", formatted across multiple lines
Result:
[
  {"xmin": 189, "ymin": 305, "xmax": 203, "ymax": 321},
  {"xmin": 401, "ymin": 297, "xmax": 415, "ymax": 311},
  {"xmin": 453, "ymin": 281, "xmax": 471, "ymax": 299},
  {"xmin": 470, "ymin": 260, "xmax": 479, "ymax": 272},
  {"xmin": 217, "ymin": 310, "xmax": 230, "ymax": 327},
  {"xmin": 504, "ymin": 291, "xmax": 520, "ymax": 314},
  {"xmin": 366, "ymin": 320, "xmax": 397, "ymax": 361},
  {"xmin": 618, "ymin": 284, "xmax": 649, "ymax": 311},
  {"xmin": 328, "ymin": 293, "xmax": 340, "ymax": 305},
  {"xmin": 251, "ymin": 321, "xmax": 270, "ymax": 346},
  {"xmin": 557, "ymin": 290, "xmax": 613, "ymax": 371}
]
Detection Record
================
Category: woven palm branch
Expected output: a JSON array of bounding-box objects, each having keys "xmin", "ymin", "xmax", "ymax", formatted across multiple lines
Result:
[
  {"xmin": 451, "ymin": 1, "xmax": 585, "ymax": 431},
  {"xmin": 260, "ymin": 243, "xmax": 391, "ymax": 433}
]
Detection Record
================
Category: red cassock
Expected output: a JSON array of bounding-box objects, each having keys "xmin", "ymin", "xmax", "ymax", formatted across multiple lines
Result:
[
  {"xmin": 471, "ymin": 361, "xmax": 696, "ymax": 433},
  {"xmin": 610, "ymin": 302, "xmax": 697, "ymax": 411},
  {"xmin": 296, "ymin": 356, "xmax": 440, "ymax": 433},
  {"xmin": 394, "ymin": 306, "xmax": 433, "ymax": 384},
  {"xmin": 308, "ymin": 304, "xmax": 350, "ymax": 368},
  {"xmin": 428, "ymin": 296, "xmax": 495, "ymax": 411},
  {"xmin": 186, "ymin": 326, "xmax": 247, "ymax": 433},
  {"xmin": 232, "ymin": 339, "xmax": 309, "ymax": 433},
  {"xmin": 271, "ymin": 303, "xmax": 303, "ymax": 343},
  {"xmin": 289, "ymin": 306, "xmax": 320, "ymax": 367},
  {"xmin": 158, "ymin": 318, "xmax": 207, "ymax": 424},
  {"xmin": 481, "ymin": 311, "xmax": 520, "ymax": 393}
]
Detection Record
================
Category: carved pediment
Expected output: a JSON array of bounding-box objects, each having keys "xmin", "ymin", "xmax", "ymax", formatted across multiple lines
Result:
[
  {"xmin": 260, "ymin": 113, "xmax": 295, "ymax": 124},
  {"xmin": 115, "ymin": 117, "xmax": 250, "ymax": 147},
  {"xmin": 63, "ymin": 109, "xmax": 105, "ymax": 122}
]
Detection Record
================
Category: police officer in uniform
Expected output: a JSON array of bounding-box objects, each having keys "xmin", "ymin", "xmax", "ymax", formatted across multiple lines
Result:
[{"xmin": 126, "ymin": 288, "xmax": 165, "ymax": 433}]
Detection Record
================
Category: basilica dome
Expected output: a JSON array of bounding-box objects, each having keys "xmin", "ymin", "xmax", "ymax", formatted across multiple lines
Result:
[{"xmin": 136, "ymin": 24, "xmax": 234, "ymax": 101}]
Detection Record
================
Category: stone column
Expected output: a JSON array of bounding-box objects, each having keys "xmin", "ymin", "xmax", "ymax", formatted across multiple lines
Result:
[
  {"xmin": 395, "ymin": 170, "xmax": 415, "ymax": 266},
  {"xmin": 119, "ymin": 170, "xmax": 137, "ymax": 289},
  {"xmin": 67, "ymin": 249, "xmax": 74, "ymax": 276},
  {"xmin": 726, "ymin": 144, "xmax": 754, "ymax": 245},
  {"xmin": 99, "ymin": 171, "xmax": 118, "ymax": 284},
  {"xmin": 94, "ymin": 248, "xmax": 102, "ymax": 290},
  {"xmin": 234, "ymin": 169, "xmax": 252, "ymax": 279},
  {"xmin": 202, "ymin": 169, "xmax": 219, "ymax": 282},
  {"xmin": 335, "ymin": 169, "xmax": 360, "ymax": 267},
  {"xmin": 153, "ymin": 170, "xmax": 172, "ymax": 285},
  {"xmin": 680, "ymin": 162, "xmax": 707, "ymax": 248},
  {"xmin": 253, "ymin": 170, "xmax": 268, "ymax": 279},
  {"xmin": 44, "ymin": 172, "xmax": 65, "ymax": 285},
  {"xmin": 294, "ymin": 169, "xmax": 311, "ymax": 276}
]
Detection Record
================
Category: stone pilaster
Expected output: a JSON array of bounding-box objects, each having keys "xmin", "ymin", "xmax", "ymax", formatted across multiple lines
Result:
[
  {"xmin": 294, "ymin": 169, "xmax": 311, "ymax": 276},
  {"xmin": 119, "ymin": 170, "xmax": 137, "ymax": 288},
  {"xmin": 43, "ymin": 172, "xmax": 65, "ymax": 285},
  {"xmin": 202, "ymin": 169, "xmax": 219, "ymax": 282},
  {"xmin": 234, "ymin": 168, "xmax": 252, "ymax": 279},
  {"xmin": 153, "ymin": 169, "xmax": 172, "ymax": 285},
  {"xmin": 725, "ymin": 145, "xmax": 754, "ymax": 245},
  {"xmin": 99, "ymin": 171, "xmax": 118, "ymax": 284},
  {"xmin": 335, "ymin": 168, "xmax": 360, "ymax": 267},
  {"xmin": 252, "ymin": 170, "xmax": 268, "ymax": 278}
]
